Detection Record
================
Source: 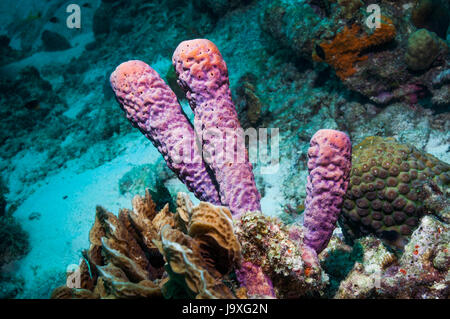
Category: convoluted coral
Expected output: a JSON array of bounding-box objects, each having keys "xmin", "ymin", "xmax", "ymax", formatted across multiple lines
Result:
[
  {"xmin": 405, "ymin": 29, "xmax": 445, "ymax": 71},
  {"xmin": 235, "ymin": 211, "xmax": 327, "ymax": 298},
  {"xmin": 303, "ymin": 129, "xmax": 352, "ymax": 254},
  {"xmin": 156, "ymin": 224, "xmax": 236, "ymax": 299},
  {"xmin": 336, "ymin": 215, "xmax": 449, "ymax": 299},
  {"xmin": 51, "ymin": 191, "xmax": 241, "ymax": 299},
  {"xmin": 188, "ymin": 202, "xmax": 241, "ymax": 273},
  {"xmin": 313, "ymin": 18, "xmax": 397, "ymax": 79},
  {"xmin": 339, "ymin": 136, "xmax": 450, "ymax": 251},
  {"xmin": 173, "ymin": 39, "xmax": 261, "ymax": 217},
  {"xmin": 110, "ymin": 60, "xmax": 221, "ymax": 205}
]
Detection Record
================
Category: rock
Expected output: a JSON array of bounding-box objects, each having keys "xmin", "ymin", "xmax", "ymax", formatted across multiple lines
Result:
[
  {"xmin": 41, "ymin": 30, "xmax": 71, "ymax": 52},
  {"xmin": 405, "ymin": 29, "xmax": 444, "ymax": 71}
]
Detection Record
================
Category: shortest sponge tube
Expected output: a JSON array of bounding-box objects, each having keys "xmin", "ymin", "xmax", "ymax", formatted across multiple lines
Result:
[{"xmin": 303, "ymin": 129, "xmax": 352, "ymax": 254}]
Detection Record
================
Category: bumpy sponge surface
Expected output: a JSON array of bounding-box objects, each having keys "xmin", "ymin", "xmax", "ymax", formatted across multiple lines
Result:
[
  {"xmin": 303, "ymin": 129, "xmax": 352, "ymax": 254},
  {"xmin": 172, "ymin": 39, "xmax": 261, "ymax": 217},
  {"xmin": 339, "ymin": 136, "xmax": 450, "ymax": 250},
  {"xmin": 110, "ymin": 60, "xmax": 221, "ymax": 204}
]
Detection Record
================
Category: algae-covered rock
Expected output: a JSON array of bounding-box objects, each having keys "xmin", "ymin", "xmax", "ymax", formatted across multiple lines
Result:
[
  {"xmin": 405, "ymin": 29, "xmax": 444, "ymax": 71},
  {"xmin": 336, "ymin": 216, "xmax": 449, "ymax": 299}
]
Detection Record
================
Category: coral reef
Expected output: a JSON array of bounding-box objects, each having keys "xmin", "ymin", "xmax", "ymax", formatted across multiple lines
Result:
[
  {"xmin": 0, "ymin": 0, "xmax": 448, "ymax": 300},
  {"xmin": 235, "ymin": 261, "xmax": 275, "ymax": 298},
  {"xmin": 303, "ymin": 129, "xmax": 352, "ymax": 254},
  {"xmin": 335, "ymin": 0, "xmax": 363, "ymax": 20},
  {"xmin": 339, "ymin": 136, "xmax": 450, "ymax": 251},
  {"xmin": 262, "ymin": 0, "xmax": 449, "ymax": 105},
  {"xmin": 173, "ymin": 39, "xmax": 261, "ymax": 217}
]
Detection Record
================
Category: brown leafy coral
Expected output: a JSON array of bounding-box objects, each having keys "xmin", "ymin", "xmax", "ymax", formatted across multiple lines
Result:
[
  {"xmin": 156, "ymin": 199, "xmax": 241, "ymax": 298},
  {"xmin": 313, "ymin": 17, "xmax": 396, "ymax": 79},
  {"xmin": 51, "ymin": 191, "xmax": 242, "ymax": 299}
]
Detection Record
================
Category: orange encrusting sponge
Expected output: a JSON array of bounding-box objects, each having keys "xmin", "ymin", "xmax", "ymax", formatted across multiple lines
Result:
[{"xmin": 313, "ymin": 17, "xmax": 396, "ymax": 80}]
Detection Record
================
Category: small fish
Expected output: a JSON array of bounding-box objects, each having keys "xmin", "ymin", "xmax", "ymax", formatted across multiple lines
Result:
[
  {"xmin": 379, "ymin": 230, "xmax": 398, "ymax": 242},
  {"xmin": 23, "ymin": 100, "xmax": 40, "ymax": 110},
  {"xmin": 315, "ymin": 44, "xmax": 326, "ymax": 60}
]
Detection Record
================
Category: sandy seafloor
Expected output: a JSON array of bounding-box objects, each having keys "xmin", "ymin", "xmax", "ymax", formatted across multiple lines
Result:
[{"xmin": 0, "ymin": 0, "xmax": 448, "ymax": 298}]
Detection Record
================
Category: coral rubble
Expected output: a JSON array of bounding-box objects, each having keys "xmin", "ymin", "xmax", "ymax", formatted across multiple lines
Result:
[{"xmin": 336, "ymin": 216, "xmax": 449, "ymax": 298}]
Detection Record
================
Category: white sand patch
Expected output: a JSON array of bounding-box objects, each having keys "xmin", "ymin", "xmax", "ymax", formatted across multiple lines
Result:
[{"xmin": 8, "ymin": 132, "xmax": 194, "ymax": 298}]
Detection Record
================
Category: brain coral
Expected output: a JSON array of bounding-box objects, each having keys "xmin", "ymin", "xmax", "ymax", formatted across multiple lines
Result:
[
  {"xmin": 339, "ymin": 136, "xmax": 449, "ymax": 251},
  {"xmin": 405, "ymin": 29, "xmax": 445, "ymax": 71}
]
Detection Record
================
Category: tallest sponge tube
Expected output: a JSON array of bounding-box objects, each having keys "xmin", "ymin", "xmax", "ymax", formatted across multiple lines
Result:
[{"xmin": 172, "ymin": 39, "xmax": 261, "ymax": 217}]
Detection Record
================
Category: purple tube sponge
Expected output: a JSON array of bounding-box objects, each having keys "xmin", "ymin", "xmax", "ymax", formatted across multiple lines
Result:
[
  {"xmin": 303, "ymin": 129, "xmax": 352, "ymax": 254},
  {"xmin": 235, "ymin": 261, "xmax": 275, "ymax": 298},
  {"xmin": 172, "ymin": 39, "xmax": 261, "ymax": 217},
  {"xmin": 110, "ymin": 60, "xmax": 221, "ymax": 204}
]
